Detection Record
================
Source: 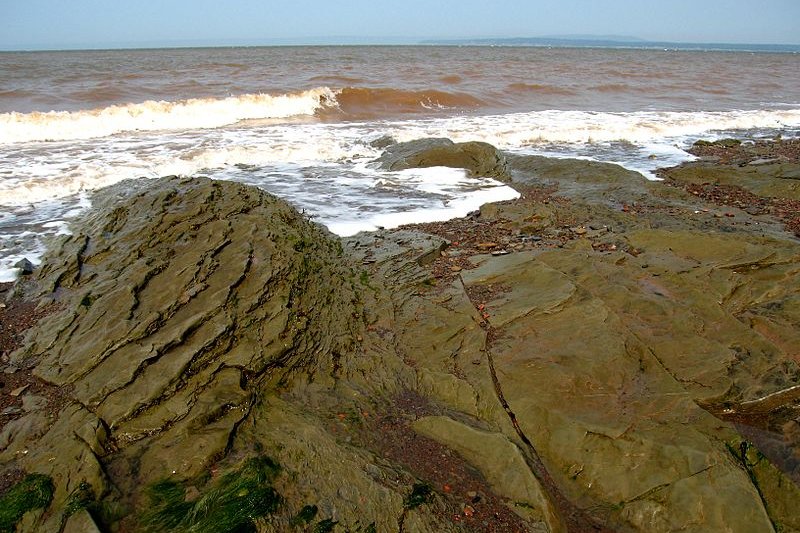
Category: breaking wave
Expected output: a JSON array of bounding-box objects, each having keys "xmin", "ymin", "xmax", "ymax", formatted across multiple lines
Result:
[
  {"xmin": 0, "ymin": 88, "xmax": 337, "ymax": 143},
  {"xmin": 0, "ymin": 86, "xmax": 491, "ymax": 143},
  {"xmin": 323, "ymin": 87, "xmax": 485, "ymax": 118}
]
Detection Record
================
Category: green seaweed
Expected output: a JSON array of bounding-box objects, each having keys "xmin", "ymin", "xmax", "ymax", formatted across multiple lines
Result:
[
  {"xmin": 313, "ymin": 518, "xmax": 338, "ymax": 533},
  {"xmin": 64, "ymin": 481, "xmax": 96, "ymax": 517},
  {"xmin": 404, "ymin": 482, "xmax": 433, "ymax": 510},
  {"xmin": 0, "ymin": 473, "xmax": 54, "ymax": 533},
  {"xmin": 140, "ymin": 456, "xmax": 282, "ymax": 533},
  {"xmin": 291, "ymin": 504, "xmax": 318, "ymax": 525},
  {"xmin": 142, "ymin": 480, "xmax": 194, "ymax": 531}
]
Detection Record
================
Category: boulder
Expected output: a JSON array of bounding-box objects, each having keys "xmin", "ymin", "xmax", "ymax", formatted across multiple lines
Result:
[
  {"xmin": 13, "ymin": 258, "xmax": 34, "ymax": 276},
  {"xmin": 5, "ymin": 176, "xmax": 367, "ymax": 529},
  {"xmin": 375, "ymin": 138, "xmax": 511, "ymax": 180}
]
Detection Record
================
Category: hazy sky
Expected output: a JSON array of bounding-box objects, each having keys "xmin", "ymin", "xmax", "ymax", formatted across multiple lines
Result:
[{"xmin": 2, "ymin": 0, "xmax": 799, "ymax": 50}]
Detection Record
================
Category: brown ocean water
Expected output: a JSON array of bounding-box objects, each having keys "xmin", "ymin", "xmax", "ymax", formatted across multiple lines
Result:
[
  {"xmin": 1, "ymin": 45, "xmax": 799, "ymax": 115},
  {"xmin": 0, "ymin": 45, "xmax": 798, "ymax": 280}
]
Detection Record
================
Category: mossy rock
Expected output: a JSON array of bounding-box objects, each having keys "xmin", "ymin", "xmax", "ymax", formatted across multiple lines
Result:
[
  {"xmin": 140, "ymin": 456, "xmax": 282, "ymax": 532},
  {"xmin": 693, "ymin": 138, "xmax": 742, "ymax": 148},
  {"xmin": 0, "ymin": 474, "xmax": 54, "ymax": 533}
]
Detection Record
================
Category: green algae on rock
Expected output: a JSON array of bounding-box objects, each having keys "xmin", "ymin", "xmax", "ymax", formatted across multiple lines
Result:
[
  {"xmin": 0, "ymin": 473, "xmax": 54, "ymax": 533},
  {"xmin": 140, "ymin": 456, "xmax": 281, "ymax": 532}
]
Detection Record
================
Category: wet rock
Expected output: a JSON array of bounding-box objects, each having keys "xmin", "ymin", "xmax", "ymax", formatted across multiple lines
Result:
[
  {"xmin": 6, "ymin": 176, "xmax": 367, "ymax": 528},
  {"xmin": 369, "ymin": 134, "xmax": 396, "ymax": 149},
  {"xmin": 375, "ymin": 138, "xmax": 510, "ymax": 180},
  {"xmin": 9, "ymin": 385, "xmax": 28, "ymax": 397},
  {"xmin": 63, "ymin": 509, "xmax": 101, "ymax": 533},
  {"xmin": 21, "ymin": 395, "xmax": 47, "ymax": 413},
  {"xmin": 4, "ymin": 149, "xmax": 800, "ymax": 532},
  {"xmin": 13, "ymin": 258, "xmax": 34, "ymax": 276},
  {"xmin": 412, "ymin": 415, "xmax": 559, "ymax": 529},
  {"xmin": 693, "ymin": 138, "xmax": 741, "ymax": 148},
  {"xmin": 663, "ymin": 161, "xmax": 800, "ymax": 200}
]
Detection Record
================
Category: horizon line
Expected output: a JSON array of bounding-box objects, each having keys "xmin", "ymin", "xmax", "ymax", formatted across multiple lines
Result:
[{"xmin": 2, "ymin": 35, "xmax": 800, "ymax": 53}]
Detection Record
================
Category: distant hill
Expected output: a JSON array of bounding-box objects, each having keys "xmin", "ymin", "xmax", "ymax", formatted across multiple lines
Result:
[{"xmin": 420, "ymin": 36, "xmax": 800, "ymax": 53}]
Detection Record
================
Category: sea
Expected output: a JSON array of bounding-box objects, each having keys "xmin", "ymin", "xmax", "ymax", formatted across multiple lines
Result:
[{"xmin": 1, "ymin": 45, "xmax": 799, "ymax": 281}]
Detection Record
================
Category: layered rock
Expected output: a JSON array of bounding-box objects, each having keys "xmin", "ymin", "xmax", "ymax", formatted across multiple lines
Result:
[
  {"xmin": 2, "ymin": 176, "xmax": 368, "ymax": 530},
  {"xmin": 2, "ymin": 141, "xmax": 800, "ymax": 532}
]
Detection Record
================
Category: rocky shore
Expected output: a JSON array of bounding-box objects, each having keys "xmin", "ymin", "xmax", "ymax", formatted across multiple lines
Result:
[{"xmin": 0, "ymin": 138, "xmax": 799, "ymax": 532}]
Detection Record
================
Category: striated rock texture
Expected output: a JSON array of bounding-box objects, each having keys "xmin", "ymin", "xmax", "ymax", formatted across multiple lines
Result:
[
  {"xmin": 1, "ymin": 141, "xmax": 800, "ymax": 533},
  {"xmin": 27, "ymin": 176, "xmax": 360, "ymax": 413},
  {"xmin": 2, "ymin": 176, "xmax": 372, "ymax": 531}
]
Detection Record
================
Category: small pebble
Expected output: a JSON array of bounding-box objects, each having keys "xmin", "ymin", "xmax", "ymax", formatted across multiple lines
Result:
[{"xmin": 10, "ymin": 385, "xmax": 29, "ymax": 397}]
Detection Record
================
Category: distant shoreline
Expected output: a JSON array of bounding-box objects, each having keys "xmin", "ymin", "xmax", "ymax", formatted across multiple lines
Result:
[
  {"xmin": 2, "ymin": 39, "xmax": 799, "ymax": 54},
  {"xmin": 421, "ymin": 37, "xmax": 800, "ymax": 54}
]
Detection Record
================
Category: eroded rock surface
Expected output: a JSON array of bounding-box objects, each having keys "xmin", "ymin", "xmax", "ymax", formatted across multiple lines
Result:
[{"xmin": 2, "ymin": 141, "xmax": 800, "ymax": 532}]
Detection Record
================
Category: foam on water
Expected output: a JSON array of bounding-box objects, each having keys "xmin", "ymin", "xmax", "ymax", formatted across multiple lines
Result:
[
  {"xmin": 1, "ymin": 106, "xmax": 799, "ymax": 281},
  {"xmin": 0, "ymin": 194, "xmax": 88, "ymax": 282},
  {"xmin": 3, "ymin": 107, "xmax": 799, "ymax": 207},
  {"xmin": 320, "ymin": 167, "xmax": 520, "ymax": 236}
]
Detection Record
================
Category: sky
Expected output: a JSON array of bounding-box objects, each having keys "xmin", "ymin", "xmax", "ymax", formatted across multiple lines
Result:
[{"xmin": 1, "ymin": 0, "xmax": 799, "ymax": 50}]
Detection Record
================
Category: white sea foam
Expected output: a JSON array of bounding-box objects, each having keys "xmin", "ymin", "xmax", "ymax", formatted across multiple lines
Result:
[
  {"xmin": 317, "ymin": 167, "xmax": 520, "ymax": 236},
  {"xmin": 0, "ymin": 88, "xmax": 336, "ymax": 143},
  {"xmin": 1, "ymin": 106, "xmax": 799, "ymax": 280},
  {"xmin": 388, "ymin": 109, "xmax": 800, "ymax": 147},
  {"xmin": 1, "ymin": 108, "xmax": 798, "ymax": 206}
]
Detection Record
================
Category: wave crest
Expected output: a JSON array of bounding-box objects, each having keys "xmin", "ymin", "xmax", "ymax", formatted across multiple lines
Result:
[
  {"xmin": 0, "ymin": 88, "xmax": 336, "ymax": 143},
  {"xmin": 323, "ymin": 87, "xmax": 485, "ymax": 118}
]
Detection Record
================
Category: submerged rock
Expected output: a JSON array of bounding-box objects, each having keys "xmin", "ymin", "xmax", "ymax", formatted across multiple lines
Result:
[
  {"xmin": 693, "ymin": 138, "xmax": 742, "ymax": 148},
  {"xmin": 375, "ymin": 137, "xmax": 511, "ymax": 180}
]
